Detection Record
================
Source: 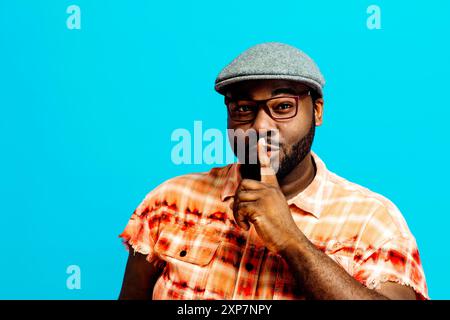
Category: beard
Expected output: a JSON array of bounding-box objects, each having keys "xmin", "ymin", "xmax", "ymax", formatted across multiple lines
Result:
[
  {"xmin": 276, "ymin": 117, "xmax": 316, "ymax": 180},
  {"xmin": 238, "ymin": 116, "xmax": 316, "ymax": 181}
]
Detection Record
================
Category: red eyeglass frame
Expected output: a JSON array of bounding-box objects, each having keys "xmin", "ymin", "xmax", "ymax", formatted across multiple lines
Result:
[{"xmin": 225, "ymin": 90, "xmax": 311, "ymax": 123}]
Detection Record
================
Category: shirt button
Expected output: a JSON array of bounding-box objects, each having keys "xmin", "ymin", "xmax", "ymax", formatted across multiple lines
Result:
[
  {"xmin": 237, "ymin": 236, "xmax": 246, "ymax": 246},
  {"xmin": 179, "ymin": 250, "xmax": 187, "ymax": 257},
  {"xmin": 332, "ymin": 242, "xmax": 341, "ymax": 250},
  {"xmin": 245, "ymin": 263, "xmax": 254, "ymax": 272}
]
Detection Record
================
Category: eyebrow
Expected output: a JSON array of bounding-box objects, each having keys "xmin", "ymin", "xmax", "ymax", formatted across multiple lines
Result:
[
  {"xmin": 227, "ymin": 86, "xmax": 304, "ymax": 100},
  {"xmin": 271, "ymin": 87, "xmax": 300, "ymax": 96}
]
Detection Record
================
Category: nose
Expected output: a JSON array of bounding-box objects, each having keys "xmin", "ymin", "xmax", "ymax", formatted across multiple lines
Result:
[{"xmin": 251, "ymin": 107, "xmax": 276, "ymax": 135}]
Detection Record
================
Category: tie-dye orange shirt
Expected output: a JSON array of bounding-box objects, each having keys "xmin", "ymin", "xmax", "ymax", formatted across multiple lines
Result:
[{"xmin": 119, "ymin": 152, "xmax": 429, "ymax": 300}]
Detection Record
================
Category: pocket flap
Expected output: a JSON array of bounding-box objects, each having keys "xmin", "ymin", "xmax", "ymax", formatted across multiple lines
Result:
[{"xmin": 154, "ymin": 224, "xmax": 221, "ymax": 266}]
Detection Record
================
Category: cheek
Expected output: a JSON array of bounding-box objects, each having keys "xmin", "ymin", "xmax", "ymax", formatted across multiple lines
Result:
[
  {"xmin": 226, "ymin": 117, "xmax": 233, "ymax": 130},
  {"xmin": 277, "ymin": 116, "xmax": 312, "ymax": 151},
  {"xmin": 277, "ymin": 120, "xmax": 308, "ymax": 144},
  {"xmin": 227, "ymin": 119, "xmax": 251, "ymax": 132},
  {"xmin": 227, "ymin": 122, "xmax": 254, "ymax": 150},
  {"xmin": 227, "ymin": 120, "xmax": 255, "ymax": 139}
]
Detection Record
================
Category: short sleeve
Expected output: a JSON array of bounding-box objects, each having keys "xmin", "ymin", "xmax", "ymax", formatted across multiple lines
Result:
[
  {"xmin": 119, "ymin": 194, "xmax": 161, "ymax": 263},
  {"xmin": 353, "ymin": 234, "xmax": 429, "ymax": 300}
]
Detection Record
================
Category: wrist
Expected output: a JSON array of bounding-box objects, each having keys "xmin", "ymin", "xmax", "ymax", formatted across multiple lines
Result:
[{"xmin": 276, "ymin": 229, "xmax": 309, "ymax": 256}]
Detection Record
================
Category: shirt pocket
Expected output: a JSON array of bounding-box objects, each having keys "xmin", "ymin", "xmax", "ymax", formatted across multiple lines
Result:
[
  {"xmin": 154, "ymin": 224, "xmax": 222, "ymax": 266},
  {"xmin": 153, "ymin": 223, "xmax": 222, "ymax": 298}
]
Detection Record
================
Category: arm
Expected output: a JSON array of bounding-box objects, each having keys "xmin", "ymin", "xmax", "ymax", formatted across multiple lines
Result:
[
  {"xmin": 118, "ymin": 250, "xmax": 165, "ymax": 300},
  {"xmin": 279, "ymin": 231, "xmax": 416, "ymax": 300},
  {"xmin": 233, "ymin": 139, "xmax": 418, "ymax": 300}
]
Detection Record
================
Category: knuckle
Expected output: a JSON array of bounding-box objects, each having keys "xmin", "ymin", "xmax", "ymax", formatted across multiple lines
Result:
[{"xmin": 237, "ymin": 202, "xmax": 246, "ymax": 210}]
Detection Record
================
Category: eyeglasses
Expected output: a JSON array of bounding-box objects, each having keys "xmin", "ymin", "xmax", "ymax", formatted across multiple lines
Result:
[{"xmin": 225, "ymin": 90, "xmax": 311, "ymax": 123}]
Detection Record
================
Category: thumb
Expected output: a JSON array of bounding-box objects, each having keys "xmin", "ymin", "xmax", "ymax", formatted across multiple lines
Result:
[{"xmin": 258, "ymin": 138, "xmax": 279, "ymax": 186}]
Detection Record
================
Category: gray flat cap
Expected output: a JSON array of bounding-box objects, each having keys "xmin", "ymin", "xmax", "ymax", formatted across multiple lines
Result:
[{"xmin": 215, "ymin": 42, "xmax": 325, "ymax": 96}]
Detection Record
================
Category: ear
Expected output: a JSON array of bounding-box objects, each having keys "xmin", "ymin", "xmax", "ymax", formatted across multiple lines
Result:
[{"xmin": 313, "ymin": 97, "xmax": 324, "ymax": 126}]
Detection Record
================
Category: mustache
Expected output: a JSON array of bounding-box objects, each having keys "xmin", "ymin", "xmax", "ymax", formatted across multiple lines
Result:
[
  {"xmin": 239, "ymin": 131, "xmax": 281, "ymax": 147},
  {"xmin": 229, "ymin": 129, "xmax": 282, "ymax": 173},
  {"xmin": 228, "ymin": 128, "xmax": 281, "ymax": 147}
]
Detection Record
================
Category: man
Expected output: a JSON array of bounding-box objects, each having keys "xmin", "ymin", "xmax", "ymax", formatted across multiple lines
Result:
[{"xmin": 118, "ymin": 42, "xmax": 428, "ymax": 300}]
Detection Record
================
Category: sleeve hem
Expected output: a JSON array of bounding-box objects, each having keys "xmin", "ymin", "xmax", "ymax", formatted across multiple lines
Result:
[
  {"xmin": 366, "ymin": 274, "xmax": 429, "ymax": 300},
  {"xmin": 119, "ymin": 233, "xmax": 156, "ymax": 263}
]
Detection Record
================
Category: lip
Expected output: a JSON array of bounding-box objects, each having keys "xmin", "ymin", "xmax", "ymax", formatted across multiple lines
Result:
[
  {"xmin": 266, "ymin": 145, "xmax": 279, "ymax": 151},
  {"xmin": 248, "ymin": 144, "xmax": 280, "ymax": 152},
  {"xmin": 267, "ymin": 150, "xmax": 278, "ymax": 158}
]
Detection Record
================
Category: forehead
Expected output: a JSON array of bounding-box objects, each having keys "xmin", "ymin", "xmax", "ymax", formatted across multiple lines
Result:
[{"xmin": 225, "ymin": 79, "xmax": 309, "ymax": 99}]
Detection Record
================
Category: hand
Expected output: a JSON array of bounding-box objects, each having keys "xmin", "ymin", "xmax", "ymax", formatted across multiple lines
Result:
[{"xmin": 233, "ymin": 138, "xmax": 302, "ymax": 253}]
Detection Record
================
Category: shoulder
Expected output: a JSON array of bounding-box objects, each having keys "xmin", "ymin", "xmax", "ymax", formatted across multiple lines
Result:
[
  {"xmin": 324, "ymin": 170, "xmax": 413, "ymax": 241},
  {"xmin": 133, "ymin": 164, "xmax": 233, "ymax": 216}
]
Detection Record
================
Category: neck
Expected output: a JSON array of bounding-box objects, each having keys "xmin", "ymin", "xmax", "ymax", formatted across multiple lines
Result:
[{"xmin": 279, "ymin": 152, "xmax": 316, "ymax": 200}]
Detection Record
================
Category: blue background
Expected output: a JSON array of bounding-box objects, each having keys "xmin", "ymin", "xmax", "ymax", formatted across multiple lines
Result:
[{"xmin": 0, "ymin": 0, "xmax": 448, "ymax": 299}]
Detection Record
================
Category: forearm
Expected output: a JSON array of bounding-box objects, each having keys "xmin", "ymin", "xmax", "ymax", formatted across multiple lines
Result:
[{"xmin": 279, "ymin": 230, "xmax": 388, "ymax": 300}]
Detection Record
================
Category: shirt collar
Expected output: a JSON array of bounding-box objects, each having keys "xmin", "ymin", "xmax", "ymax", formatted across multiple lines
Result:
[{"xmin": 220, "ymin": 151, "xmax": 329, "ymax": 219}]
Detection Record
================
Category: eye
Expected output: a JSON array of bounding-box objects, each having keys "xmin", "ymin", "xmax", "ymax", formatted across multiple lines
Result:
[
  {"xmin": 274, "ymin": 102, "xmax": 294, "ymax": 111},
  {"xmin": 235, "ymin": 105, "xmax": 255, "ymax": 113}
]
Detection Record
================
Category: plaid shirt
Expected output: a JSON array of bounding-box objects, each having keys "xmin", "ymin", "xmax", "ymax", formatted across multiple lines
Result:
[{"xmin": 119, "ymin": 152, "xmax": 429, "ymax": 300}]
